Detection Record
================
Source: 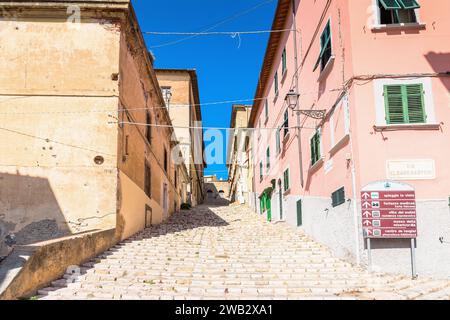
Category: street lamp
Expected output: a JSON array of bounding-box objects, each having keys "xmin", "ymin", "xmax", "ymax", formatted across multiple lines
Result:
[
  {"xmin": 285, "ymin": 89, "xmax": 300, "ymax": 109},
  {"xmin": 285, "ymin": 89, "xmax": 327, "ymax": 120}
]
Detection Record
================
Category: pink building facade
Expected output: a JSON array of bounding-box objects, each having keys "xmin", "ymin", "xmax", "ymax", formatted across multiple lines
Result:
[{"xmin": 249, "ymin": 0, "xmax": 450, "ymax": 277}]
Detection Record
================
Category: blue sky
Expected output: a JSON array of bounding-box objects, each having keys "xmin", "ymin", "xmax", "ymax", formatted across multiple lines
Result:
[{"xmin": 132, "ymin": 0, "xmax": 277, "ymax": 180}]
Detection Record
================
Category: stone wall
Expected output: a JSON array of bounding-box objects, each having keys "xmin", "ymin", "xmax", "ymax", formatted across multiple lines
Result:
[
  {"xmin": 0, "ymin": 16, "xmax": 121, "ymax": 258},
  {"xmin": 0, "ymin": 228, "xmax": 117, "ymax": 300}
]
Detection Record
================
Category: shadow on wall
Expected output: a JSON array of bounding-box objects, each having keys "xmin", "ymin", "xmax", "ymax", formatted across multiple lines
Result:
[
  {"xmin": 0, "ymin": 172, "xmax": 70, "ymax": 260},
  {"xmin": 424, "ymin": 52, "xmax": 450, "ymax": 92},
  {"xmin": 43, "ymin": 206, "xmax": 230, "ymax": 297}
]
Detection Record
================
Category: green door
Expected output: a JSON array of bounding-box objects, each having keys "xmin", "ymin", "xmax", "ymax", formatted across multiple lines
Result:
[
  {"xmin": 296, "ymin": 199, "xmax": 302, "ymax": 227},
  {"xmin": 266, "ymin": 196, "xmax": 272, "ymax": 222}
]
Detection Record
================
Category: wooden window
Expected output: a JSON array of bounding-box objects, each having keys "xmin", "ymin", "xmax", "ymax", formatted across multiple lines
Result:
[
  {"xmin": 144, "ymin": 161, "xmax": 151, "ymax": 198},
  {"xmin": 313, "ymin": 21, "xmax": 332, "ymax": 72},
  {"xmin": 282, "ymin": 48, "xmax": 287, "ymax": 75},
  {"xmin": 164, "ymin": 148, "xmax": 168, "ymax": 172},
  {"xmin": 274, "ymin": 72, "xmax": 279, "ymax": 95},
  {"xmin": 384, "ymin": 84, "xmax": 426, "ymax": 124},
  {"xmin": 283, "ymin": 168, "xmax": 290, "ymax": 192},
  {"xmin": 282, "ymin": 110, "xmax": 289, "ymax": 137},
  {"xmin": 296, "ymin": 199, "xmax": 303, "ymax": 227},
  {"xmin": 146, "ymin": 112, "xmax": 152, "ymax": 144},
  {"xmin": 174, "ymin": 167, "xmax": 178, "ymax": 188},
  {"xmin": 331, "ymin": 187, "xmax": 345, "ymax": 207},
  {"xmin": 264, "ymin": 99, "xmax": 269, "ymax": 122},
  {"xmin": 378, "ymin": 0, "xmax": 419, "ymax": 24},
  {"xmin": 276, "ymin": 128, "xmax": 281, "ymax": 154},
  {"xmin": 310, "ymin": 131, "xmax": 321, "ymax": 165},
  {"xmin": 125, "ymin": 135, "xmax": 129, "ymax": 156},
  {"xmin": 266, "ymin": 147, "xmax": 270, "ymax": 172}
]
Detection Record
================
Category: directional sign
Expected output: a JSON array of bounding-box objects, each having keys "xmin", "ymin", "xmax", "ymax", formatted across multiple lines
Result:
[{"xmin": 361, "ymin": 182, "xmax": 417, "ymax": 239}]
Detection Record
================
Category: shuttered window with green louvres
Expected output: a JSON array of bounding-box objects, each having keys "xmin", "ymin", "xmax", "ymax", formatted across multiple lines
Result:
[
  {"xmin": 379, "ymin": 0, "xmax": 420, "ymax": 9},
  {"xmin": 332, "ymin": 187, "xmax": 345, "ymax": 207},
  {"xmin": 384, "ymin": 84, "xmax": 426, "ymax": 124},
  {"xmin": 310, "ymin": 131, "xmax": 321, "ymax": 165},
  {"xmin": 398, "ymin": 0, "xmax": 420, "ymax": 9},
  {"xmin": 379, "ymin": 0, "xmax": 402, "ymax": 9},
  {"xmin": 283, "ymin": 168, "xmax": 290, "ymax": 192},
  {"xmin": 313, "ymin": 21, "xmax": 332, "ymax": 72}
]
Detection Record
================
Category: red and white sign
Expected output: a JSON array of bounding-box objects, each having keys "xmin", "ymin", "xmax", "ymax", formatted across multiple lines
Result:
[{"xmin": 361, "ymin": 182, "xmax": 417, "ymax": 239}]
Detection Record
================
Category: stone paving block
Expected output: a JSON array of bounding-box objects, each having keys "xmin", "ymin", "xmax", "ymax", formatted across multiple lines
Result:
[{"xmin": 37, "ymin": 204, "xmax": 450, "ymax": 301}]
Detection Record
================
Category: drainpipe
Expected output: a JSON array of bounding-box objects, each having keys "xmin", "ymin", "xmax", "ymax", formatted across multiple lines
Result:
[
  {"xmin": 347, "ymin": 95, "xmax": 361, "ymax": 265},
  {"xmin": 291, "ymin": 0, "xmax": 304, "ymax": 188}
]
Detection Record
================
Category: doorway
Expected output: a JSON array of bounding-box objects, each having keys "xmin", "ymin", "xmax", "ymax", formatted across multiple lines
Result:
[
  {"xmin": 145, "ymin": 205, "xmax": 152, "ymax": 228},
  {"xmin": 163, "ymin": 183, "xmax": 168, "ymax": 218}
]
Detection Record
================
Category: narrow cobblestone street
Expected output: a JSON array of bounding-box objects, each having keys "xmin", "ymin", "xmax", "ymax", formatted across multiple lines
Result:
[{"xmin": 38, "ymin": 203, "xmax": 450, "ymax": 300}]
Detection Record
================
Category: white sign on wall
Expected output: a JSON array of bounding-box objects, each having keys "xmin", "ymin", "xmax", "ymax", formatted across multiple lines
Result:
[{"xmin": 386, "ymin": 159, "xmax": 436, "ymax": 180}]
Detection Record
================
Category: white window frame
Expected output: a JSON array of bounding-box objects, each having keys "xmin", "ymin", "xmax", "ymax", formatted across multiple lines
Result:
[{"xmin": 373, "ymin": 77, "xmax": 436, "ymax": 126}]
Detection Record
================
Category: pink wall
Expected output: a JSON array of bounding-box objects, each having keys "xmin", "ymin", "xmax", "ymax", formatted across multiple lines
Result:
[{"xmin": 253, "ymin": 0, "xmax": 450, "ymax": 200}]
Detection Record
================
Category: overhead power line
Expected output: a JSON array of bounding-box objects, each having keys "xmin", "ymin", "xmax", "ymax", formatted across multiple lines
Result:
[
  {"xmin": 147, "ymin": 0, "xmax": 276, "ymax": 49},
  {"xmin": 116, "ymin": 121, "xmax": 317, "ymax": 131},
  {"xmin": 144, "ymin": 29, "xmax": 294, "ymax": 36}
]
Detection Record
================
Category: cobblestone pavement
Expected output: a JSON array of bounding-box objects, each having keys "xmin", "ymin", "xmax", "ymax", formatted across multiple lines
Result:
[{"xmin": 38, "ymin": 203, "xmax": 450, "ymax": 300}]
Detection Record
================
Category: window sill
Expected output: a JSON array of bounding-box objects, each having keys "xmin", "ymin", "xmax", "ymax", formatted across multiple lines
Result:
[
  {"xmin": 317, "ymin": 56, "xmax": 335, "ymax": 82},
  {"xmin": 374, "ymin": 123, "xmax": 441, "ymax": 132},
  {"xmin": 371, "ymin": 23, "xmax": 426, "ymax": 32},
  {"xmin": 309, "ymin": 158, "xmax": 324, "ymax": 173},
  {"xmin": 329, "ymin": 134, "xmax": 350, "ymax": 157}
]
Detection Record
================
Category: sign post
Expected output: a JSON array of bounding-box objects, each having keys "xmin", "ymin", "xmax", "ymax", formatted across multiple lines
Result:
[{"xmin": 361, "ymin": 181, "xmax": 418, "ymax": 279}]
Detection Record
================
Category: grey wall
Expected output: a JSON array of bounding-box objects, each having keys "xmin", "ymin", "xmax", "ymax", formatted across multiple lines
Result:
[{"xmin": 273, "ymin": 195, "xmax": 450, "ymax": 279}]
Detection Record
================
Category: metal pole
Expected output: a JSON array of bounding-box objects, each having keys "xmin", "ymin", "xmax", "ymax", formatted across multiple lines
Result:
[
  {"xmin": 411, "ymin": 238, "xmax": 418, "ymax": 279},
  {"xmin": 367, "ymin": 238, "xmax": 372, "ymax": 272}
]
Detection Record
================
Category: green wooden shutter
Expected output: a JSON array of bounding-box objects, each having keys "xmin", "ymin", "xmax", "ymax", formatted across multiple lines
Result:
[
  {"xmin": 313, "ymin": 22, "xmax": 331, "ymax": 71},
  {"xmin": 276, "ymin": 129, "xmax": 281, "ymax": 154},
  {"xmin": 405, "ymin": 84, "xmax": 425, "ymax": 123},
  {"xmin": 283, "ymin": 169, "xmax": 290, "ymax": 192},
  {"xmin": 379, "ymin": 0, "xmax": 402, "ymax": 9},
  {"xmin": 384, "ymin": 85, "xmax": 405, "ymax": 124},
  {"xmin": 331, "ymin": 187, "xmax": 345, "ymax": 207},
  {"xmin": 315, "ymin": 133, "xmax": 321, "ymax": 161},
  {"xmin": 398, "ymin": 0, "xmax": 420, "ymax": 9},
  {"xmin": 332, "ymin": 192, "xmax": 336, "ymax": 207},
  {"xmin": 274, "ymin": 72, "xmax": 279, "ymax": 94},
  {"xmin": 310, "ymin": 137, "xmax": 316, "ymax": 164},
  {"xmin": 310, "ymin": 132, "xmax": 320, "ymax": 164},
  {"xmin": 296, "ymin": 200, "xmax": 303, "ymax": 227}
]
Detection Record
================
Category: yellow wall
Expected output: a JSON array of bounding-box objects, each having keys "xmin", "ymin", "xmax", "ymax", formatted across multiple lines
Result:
[{"xmin": 0, "ymin": 18, "xmax": 120, "ymax": 247}]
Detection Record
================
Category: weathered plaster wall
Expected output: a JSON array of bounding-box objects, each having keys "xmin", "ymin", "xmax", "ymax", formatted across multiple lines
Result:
[
  {"xmin": 156, "ymin": 70, "xmax": 204, "ymax": 207},
  {"xmin": 0, "ymin": 228, "xmax": 117, "ymax": 300},
  {"xmin": 0, "ymin": 18, "xmax": 120, "ymax": 255},
  {"xmin": 116, "ymin": 22, "xmax": 181, "ymax": 240}
]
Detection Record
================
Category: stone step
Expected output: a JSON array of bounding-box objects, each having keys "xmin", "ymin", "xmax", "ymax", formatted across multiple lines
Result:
[{"xmin": 51, "ymin": 279, "xmax": 68, "ymax": 288}]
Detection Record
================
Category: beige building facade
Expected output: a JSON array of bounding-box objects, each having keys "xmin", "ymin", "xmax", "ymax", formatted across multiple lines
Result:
[
  {"xmin": 227, "ymin": 105, "xmax": 252, "ymax": 204},
  {"xmin": 204, "ymin": 175, "xmax": 230, "ymax": 201},
  {"xmin": 0, "ymin": 0, "xmax": 190, "ymax": 267},
  {"xmin": 155, "ymin": 69, "xmax": 205, "ymax": 207}
]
